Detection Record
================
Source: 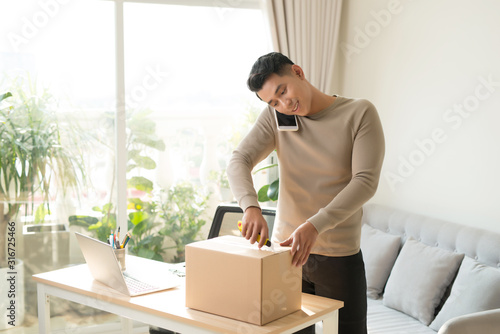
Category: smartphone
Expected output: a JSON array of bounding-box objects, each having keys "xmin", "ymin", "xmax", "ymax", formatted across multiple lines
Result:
[{"xmin": 274, "ymin": 109, "xmax": 299, "ymax": 131}]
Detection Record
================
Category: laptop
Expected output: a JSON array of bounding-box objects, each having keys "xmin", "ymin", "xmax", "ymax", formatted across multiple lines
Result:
[{"xmin": 75, "ymin": 232, "xmax": 181, "ymax": 296}]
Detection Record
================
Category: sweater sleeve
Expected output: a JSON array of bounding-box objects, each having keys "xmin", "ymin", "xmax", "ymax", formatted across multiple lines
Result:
[
  {"xmin": 226, "ymin": 108, "xmax": 276, "ymax": 212},
  {"xmin": 308, "ymin": 101, "xmax": 385, "ymax": 234}
]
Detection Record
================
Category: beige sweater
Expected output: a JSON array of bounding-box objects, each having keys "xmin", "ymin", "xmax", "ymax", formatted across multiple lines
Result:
[{"xmin": 227, "ymin": 96, "xmax": 385, "ymax": 257}]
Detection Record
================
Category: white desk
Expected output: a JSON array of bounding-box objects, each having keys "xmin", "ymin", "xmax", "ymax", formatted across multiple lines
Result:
[{"xmin": 33, "ymin": 256, "xmax": 343, "ymax": 334}]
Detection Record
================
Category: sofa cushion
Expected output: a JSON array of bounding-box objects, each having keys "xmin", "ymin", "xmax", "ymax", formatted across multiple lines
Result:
[
  {"xmin": 383, "ymin": 238, "xmax": 464, "ymax": 325},
  {"xmin": 429, "ymin": 256, "xmax": 500, "ymax": 331},
  {"xmin": 367, "ymin": 298, "xmax": 438, "ymax": 334},
  {"xmin": 361, "ymin": 224, "xmax": 401, "ymax": 299}
]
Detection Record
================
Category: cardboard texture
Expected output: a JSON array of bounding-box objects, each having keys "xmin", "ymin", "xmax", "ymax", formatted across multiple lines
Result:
[{"xmin": 185, "ymin": 235, "xmax": 302, "ymax": 325}]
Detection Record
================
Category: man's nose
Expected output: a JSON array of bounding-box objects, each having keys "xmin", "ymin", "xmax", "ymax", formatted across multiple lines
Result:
[{"xmin": 282, "ymin": 96, "xmax": 293, "ymax": 108}]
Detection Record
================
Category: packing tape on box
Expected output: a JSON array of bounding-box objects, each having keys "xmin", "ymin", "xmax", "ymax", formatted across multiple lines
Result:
[{"xmin": 215, "ymin": 238, "xmax": 279, "ymax": 253}]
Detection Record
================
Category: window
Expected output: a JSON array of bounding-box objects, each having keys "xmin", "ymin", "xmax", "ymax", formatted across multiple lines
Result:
[
  {"xmin": 121, "ymin": 1, "xmax": 271, "ymax": 265},
  {"xmin": 0, "ymin": 0, "xmax": 270, "ymax": 331}
]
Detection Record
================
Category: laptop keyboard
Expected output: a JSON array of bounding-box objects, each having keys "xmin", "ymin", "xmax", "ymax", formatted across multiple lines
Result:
[{"xmin": 123, "ymin": 274, "xmax": 159, "ymax": 294}]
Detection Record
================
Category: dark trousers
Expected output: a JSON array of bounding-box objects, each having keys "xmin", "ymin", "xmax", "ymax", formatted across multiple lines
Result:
[{"xmin": 295, "ymin": 251, "xmax": 368, "ymax": 334}]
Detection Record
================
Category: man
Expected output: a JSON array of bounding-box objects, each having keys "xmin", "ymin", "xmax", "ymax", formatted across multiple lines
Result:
[{"xmin": 227, "ymin": 52, "xmax": 385, "ymax": 334}]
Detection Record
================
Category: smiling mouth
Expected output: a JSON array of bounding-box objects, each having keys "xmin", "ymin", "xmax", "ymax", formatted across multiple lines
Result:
[{"xmin": 292, "ymin": 101, "xmax": 299, "ymax": 112}]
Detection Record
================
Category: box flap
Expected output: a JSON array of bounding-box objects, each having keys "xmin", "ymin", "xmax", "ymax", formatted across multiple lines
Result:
[{"xmin": 187, "ymin": 235, "xmax": 291, "ymax": 259}]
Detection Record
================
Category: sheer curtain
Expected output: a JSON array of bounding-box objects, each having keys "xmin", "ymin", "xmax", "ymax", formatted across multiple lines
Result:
[{"xmin": 264, "ymin": 0, "xmax": 343, "ymax": 94}]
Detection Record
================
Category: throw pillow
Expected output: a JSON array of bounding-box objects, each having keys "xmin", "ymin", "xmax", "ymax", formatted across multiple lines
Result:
[
  {"xmin": 360, "ymin": 224, "xmax": 401, "ymax": 299},
  {"xmin": 429, "ymin": 256, "xmax": 500, "ymax": 331},
  {"xmin": 383, "ymin": 238, "xmax": 464, "ymax": 325}
]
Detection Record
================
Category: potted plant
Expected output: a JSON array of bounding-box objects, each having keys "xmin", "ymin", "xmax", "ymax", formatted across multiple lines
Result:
[
  {"xmin": 126, "ymin": 197, "xmax": 165, "ymax": 261},
  {"xmin": 0, "ymin": 78, "xmax": 87, "ymax": 265},
  {"xmin": 158, "ymin": 182, "xmax": 210, "ymax": 263},
  {"xmin": 208, "ymin": 169, "xmax": 233, "ymax": 202},
  {"xmin": 0, "ymin": 77, "xmax": 87, "ymax": 328}
]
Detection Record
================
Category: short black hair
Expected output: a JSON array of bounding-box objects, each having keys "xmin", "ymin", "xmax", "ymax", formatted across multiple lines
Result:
[{"xmin": 247, "ymin": 52, "xmax": 294, "ymax": 93}]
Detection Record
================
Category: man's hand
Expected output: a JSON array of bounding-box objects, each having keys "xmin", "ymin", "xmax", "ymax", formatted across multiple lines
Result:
[
  {"xmin": 280, "ymin": 221, "xmax": 319, "ymax": 267},
  {"xmin": 241, "ymin": 206, "xmax": 269, "ymax": 249}
]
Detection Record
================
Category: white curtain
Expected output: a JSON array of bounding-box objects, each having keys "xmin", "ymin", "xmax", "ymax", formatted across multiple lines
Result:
[{"xmin": 264, "ymin": 0, "xmax": 343, "ymax": 94}]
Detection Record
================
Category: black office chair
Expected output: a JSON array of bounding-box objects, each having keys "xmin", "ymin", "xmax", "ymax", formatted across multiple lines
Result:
[
  {"xmin": 207, "ymin": 203, "xmax": 276, "ymax": 239},
  {"xmin": 149, "ymin": 204, "xmax": 276, "ymax": 334}
]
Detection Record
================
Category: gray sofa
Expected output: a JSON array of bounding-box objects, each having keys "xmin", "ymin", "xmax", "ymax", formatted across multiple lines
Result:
[{"xmin": 360, "ymin": 204, "xmax": 500, "ymax": 334}]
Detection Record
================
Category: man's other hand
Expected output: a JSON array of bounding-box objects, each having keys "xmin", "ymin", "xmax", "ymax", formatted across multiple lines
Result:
[{"xmin": 280, "ymin": 221, "xmax": 318, "ymax": 266}]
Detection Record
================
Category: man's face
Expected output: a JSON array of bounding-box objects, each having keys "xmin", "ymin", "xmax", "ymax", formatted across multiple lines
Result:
[{"xmin": 257, "ymin": 65, "xmax": 312, "ymax": 116}]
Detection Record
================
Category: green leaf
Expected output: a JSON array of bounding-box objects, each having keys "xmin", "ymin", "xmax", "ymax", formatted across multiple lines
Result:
[
  {"xmin": 0, "ymin": 92, "xmax": 12, "ymax": 103},
  {"xmin": 129, "ymin": 211, "xmax": 149, "ymax": 226},
  {"xmin": 132, "ymin": 219, "xmax": 148, "ymax": 236},
  {"xmin": 131, "ymin": 155, "xmax": 156, "ymax": 170},
  {"xmin": 140, "ymin": 234, "xmax": 163, "ymax": 249},
  {"xmin": 253, "ymin": 163, "xmax": 278, "ymax": 174},
  {"xmin": 92, "ymin": 206, "xmax": 103, "ymax": 212},
  {"xmin": 128, "ymin": 117, "xmax": 155, "ymax": 134},
  {"xmin": 133, "ymin": 136, "xmax": 166, "ymax": 151},
  {"xmin": 88, "ymin": 222, "xmax": 103, "ymax": 230},
  {"xmin": 257, "ymin": 185, "xmax": 271, "ymax": 202},
  {"xmin": 150, "ymin": 235, "xmax": 165, "ymax": 247},
  {"xmin": 68, "ymin": 215, "xmax": 99, "ymax": 227},
  {"xmin": 128, "ymin": 197, "xmax": 144, "ymax": 207},
  {"xmin": 102, "ymin": 203, "xmax": 113, "ymax": 211},
  {"xmin": 137, "ymin": 248, "xmax": 155, "ymax": 259},
  {"xmin": 268, "ymin": 179, "xmax": 279, "ymax": 201},
  {"xmin": 34, "ymin": 204, "xmax": 49, "ymax": 224},
  {"xmin": 101, "ymin": 213, "xmax": 116, "ymax": 228},
  {"xmin": 151, "ymin": 253, "xmax": 163, "ymax": 261},
  {"xmin": 127, "ymin": 176, "xmax": 154, "ymax": 192},
  {"xmin": 126, "ymin": 163, "xmax": 138, "ymax": 172}
]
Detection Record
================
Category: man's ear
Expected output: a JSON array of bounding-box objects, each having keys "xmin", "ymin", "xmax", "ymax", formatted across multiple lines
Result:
[{"xmin": 291, "ymin": 64, "xmax": 305, "ymax": 79}]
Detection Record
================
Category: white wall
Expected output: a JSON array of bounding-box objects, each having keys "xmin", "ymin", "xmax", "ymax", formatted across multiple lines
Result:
[{"xmin": 334, "ymin": 0, "xmax": 500, "ymax": 233}]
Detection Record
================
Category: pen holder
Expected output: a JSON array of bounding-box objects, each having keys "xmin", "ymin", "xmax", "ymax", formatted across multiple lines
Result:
[{"xmin": 114, "ymin": 248, "xmax": 126, "ymax": 271}]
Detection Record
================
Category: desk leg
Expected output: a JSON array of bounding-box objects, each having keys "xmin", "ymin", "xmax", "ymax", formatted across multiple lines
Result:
[
  {"xmin": 37, "ymin": 284, "xmax": 51, "ymax": 334},
  {"xmin": 121, "ymin": 317, "xmax": 133, "ymax": 334},
  {"xmin": 322, "ymin": 309, "xmax": 339, "ymax": 334}
]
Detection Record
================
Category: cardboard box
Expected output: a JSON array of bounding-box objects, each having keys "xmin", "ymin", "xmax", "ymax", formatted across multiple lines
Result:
[{"xmin": 185, "ymin": 235, "xmax": 302, "ymax": 325}]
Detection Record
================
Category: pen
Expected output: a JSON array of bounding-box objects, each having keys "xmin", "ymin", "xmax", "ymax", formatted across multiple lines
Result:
[
  {"xmin": 123, "ymin": 233, "xmax": 131, "ymax": 248},
  {"xmin": 117, "ymin": 227, "xmax": 120, "ymax": 245},
  {"xmin": 119, "ymin": 233, "xmax": 125, "ymax": 248}
]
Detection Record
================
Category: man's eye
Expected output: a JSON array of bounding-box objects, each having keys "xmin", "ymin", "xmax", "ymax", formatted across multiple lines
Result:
[{"xmin": 281, "ymin": 89, "xmax": 286, "ymax": 95}]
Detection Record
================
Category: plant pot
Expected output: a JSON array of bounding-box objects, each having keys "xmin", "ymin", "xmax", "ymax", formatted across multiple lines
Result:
[
  {"xmin": 0, "ymin": 259, "xmax": 25, "ymax": 329},
  {"xmin": 23, "ymin": 223, "xmax": 70, "ymax": 271},
  {"xmin": 23, "ymin": 223, "xmax": 70, "ymax": 317}
]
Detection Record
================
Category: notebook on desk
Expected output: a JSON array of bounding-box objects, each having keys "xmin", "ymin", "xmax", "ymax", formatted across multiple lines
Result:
[{"xmin": 75, "ymin": 232, "xmax": 180, "ymax": 296}]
